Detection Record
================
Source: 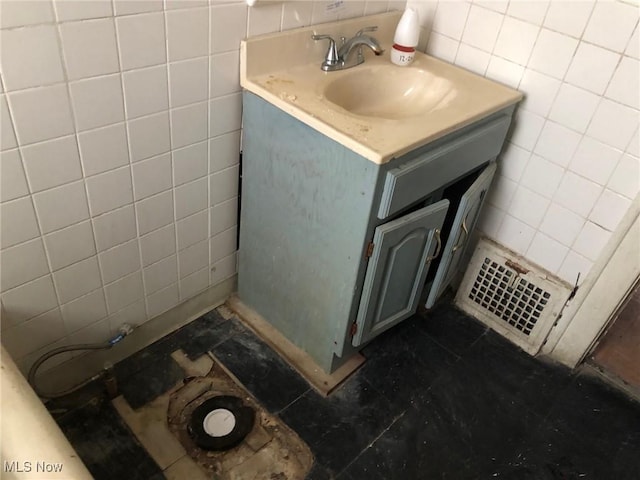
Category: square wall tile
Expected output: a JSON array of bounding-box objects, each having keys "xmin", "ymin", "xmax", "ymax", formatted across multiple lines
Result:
[
  {"xmin": 506, "ymin": 185, "xmax": 549, "ymax": 229},
  {"xmin": 210, "ymin": 131, "xmax": 240, "ymax": 173},
  {"xmin": 169, "ymin": 57, "xmax": 209, "ymax": 108},
  {"xmin": 0, "ymin": 0, "xmax": 54, "ymax": 29},
  {"xmin": 211, "ymin": 252, "xmax": 236, "ymax": 285},
  {"xmin": 583, "ymin": 0, "xmax": 638, "ymax": 53},
  {"xmin": 588, "ymin": 189, "xmax": 631, "ymax": 233},
  {"xmin": 493, "ymin": 16, "xmax": 538, "ymax": 66},
  {"xmin": 485, "ymin": 57, "xmax": 524, "ymax": 89},
  {"xmin": 98, "ymin": 239, "xmax": 141, "ymax": 284},
  {"xmin": 461, "ymin": 5, "xmax": 503, "ymax": 53},
  {"xmin": 70, "ymin": 74, "xmax": 125, "ymax": 131},
  {"xmin": 113, "ymin": 0, "xmax": 163, "ymax": 16},
  {"xmin": 0, "ymin": 197, "xmax": 40, "ymax": 249},
  {"xmin": 477, "ymin": 204, "xmax": 505, "ymax": 239},
  {"xmin": 572, "ymin": 221, "xmax": 611, "ymax": 262},
  {"xmin": 166, "ymin": 7, "xmax": 209, "ymax": 62},
  {"xmin": 486, "ymin": 175, "xmax": 517, "ymax": 210},
  {"xmin": 78, "ymin": 123, "xmax": 130, "ymax": 177},
  {"xmin": 506, "ymin": 0, "xmax": 549, "ymax": 25},
  {"xmin": 59, "ymin": 19, "xmax": 119, "ymax": 80},
  {"xmin": 175, "ymin": 177, "xmax": 207, "ymax": 220},
  {"xmin": 0, "ymin": 25, "xmax": 64, "ymax": 91},
  {"xmin": 104, "ymin": 270, "xmax": 144, "ymax": 313},
  {"xmin": 539, "ymin": 203, "xmax": 585, "ymax": 248},
  {"xmin": 54, "ymin": 0, "xmax": 112, "ymax": 21},
  {"xmin": 61, "ymin": 288, "xmax": 108, "ymax": 334},
  {"xmin": 173, "ymin": 141, "xmax": 208, "ymax": 186},
  {"xmin": 543, "ymin": 0, "xmax": 593, "ymax": 39},
  {"xmin": 165, "ymin": 0, "xmax": 207, "ymax": 9},
  {"xmin": 518, "ymin": 69, "xmax": 560, "ymax": 117},
  {"xmin": 132, "ymin": 153, "xmax": 172, "ymax": 200},
  {"xmin": 171, "ymin": 102, "xmax": 208, "ymax": 149},
  {"xmin": 533, "ymin": 121, "xmax": 581, "ymax": 168},
  {"xmin": 179, "ymin": 267, "xmax": 208, "ymax": 301},
  {"xmin": 626, "ymin": 26, "xmax": 639, "ymax": 59},
  {"xmin": 210, "ymin": 165, "xmax": 239, "ymax": 206},
  {"xmin": 92, "ymin": 204, "xmax": 137, "ymax": 252},
  {"xmin": 86, "ymin": 166, "xmax": 133, "ymax": 216},
  {"xmin": 526, "ymin": 232, "xmax": 568, "ymax": 275},
  {"xmin": 608, "ymin": 154, "xmax": 640, "ymax": 200},
  {"xmin": 548, "ymin": 83, "xmax": 600, "ymax": 134},
  {"xmin": 0, "ymin": 275, "xmax": 58, "ymax": 327},
  {"xmin": 135, "ymin": 190, "xmax": 174, "ymax": 235},
  {"xmin": 527, "ymin": 29, "xmax": 577, "ymax": 79},
  {"xmin": 211, "ymin": 196, "xmax": 237, "ymax": 236},
  {"xmin": 67, "ymin": 318, "xmax": 110, "ymax": 345},
  {"xmin": 454, "ymin": 44, "xmax": 490, "ymax": 76},
  {"xmin": 605, "ymin": 57, "xmax": 640, "ymax": 111},
  {"xmin": 2, "ymin": 308, "xmax": 65, "ymax": 360},
  {"xmin": 0, "ymin": 149, "xmax": 29, "ymax": 202},
  {"xmin": 627, "ymin": 129, "xmax": 639, "ymax": 157},
  {"xmin": 497, "ymin": 143, "xmax": 528, "ymax": 182},
  {"xmin": 569, "ymin": 136, "xmax": 622, "ymax": 186},
  {"xmin": 143, "ymin": 254, "xmax": 177, "ymax": 295},
  {"xmin": 211, "ymin": 51, "xmax": 241, "ymax": 98},
  {"xmin": 140, "ymin": 224, "xmax": 176, "ymax": 266},
  {"xmin": 116, "ymin": 12, "xmax": 166, "ymax": 70},
  {"xmin": 519, "ymin": 154, "xmax": 564, "ymax": 199},
  {"xmin": 247, "ymin": 2, "xmax": 282, "ymax": 37},
  {"xmin": 53, "ymin": 256, "xmax": 102, "ymax": 304},
  {"xmin": 587, "ymin": 99, "xmax": 640, "ymax": 151},
  {"xmin": 178, "ymin": 239, "xmax": 208, "ymax": 278},
  {"xmin": 1, "ymin": 96, "xmax": 18, "ymax": 151},
  {"xmin": 177, "ymin": 210, "xmax": 208, "ymax": 251},
  {"xmin": 8, "ymin": 85, "xmax": 74, "ymax": 145},
  {"xmin": 43, "ymin": 220, "xmax": 96, "ymax": 271},
  {"xmin": 211, "ymin": 3, "xmax": 248, "ymax": 54},
  {"xmin": 557, "ymin": 250, "xmax": 592, "ymax": 285},
  {"xmin": 127, "ymin": 111, "xmax": 171, "ymax": 162},
  {"xmin": 565, "ymin": 43, "xmax": 620, "ymax": 95},
  {"xmin": 107, "ymin": 300, "xmax": 147, "ymax": 333},
  {"xmin": 21, "ymin": 135, "xmax": 82, "ymax": 192},
  {"xmin": 122, "ymin": 65, "xmax": 169, "ymax": 119},
  {"xmin": 494, "ymin": 214, "xmax": 535, "ymax": 255},
  {"xmin": 425, "ymin": 33, "xmax": 459, "ymax": 63},
  {"xmin": 553, "ymin": 171, "xmax": 602, "ymax": 218},
  {"xmin": 33, "ymin": 180, "xmax": 89, "ymax": 234},
  {"xmin": 508, "ymin": 109, "xmax": 544, "ymax": 151},
  {"xmin": 146, "ymin": 282, "xmax": 179, "ymax": 318},
  {"xmin": 281, "ymin": 1, "xmax": 313, "ymax": 30},
  {"xmin": 210, "ymin": 226, "xmax": 236, "ymax": 263},
  {"xmin": 431, "ymin": 1, "xmax": 470, "ymax": 40},
  {"xmin": 210, "ymin": 93, "xmax": 242, "ymax": 137}
]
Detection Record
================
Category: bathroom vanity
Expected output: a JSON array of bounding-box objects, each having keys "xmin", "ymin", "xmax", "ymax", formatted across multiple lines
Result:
[{"xmin": 238, "ymin": 13, "xmax": 522, "ymax": 373}]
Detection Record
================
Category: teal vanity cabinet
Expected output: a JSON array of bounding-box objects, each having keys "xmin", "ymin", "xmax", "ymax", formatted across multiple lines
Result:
[{"xmin": 238, "ymin": 92, "xmax": 514, "ymax": 373}]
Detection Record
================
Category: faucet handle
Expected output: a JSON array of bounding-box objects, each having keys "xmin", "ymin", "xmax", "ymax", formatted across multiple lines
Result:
[
  {"xmin": 356, "ymin": 26, "xmax": 378, "ymax": 36},
  {"xmin": 312, "ymin": 34, "xmax": 339, "ymax": 66}
]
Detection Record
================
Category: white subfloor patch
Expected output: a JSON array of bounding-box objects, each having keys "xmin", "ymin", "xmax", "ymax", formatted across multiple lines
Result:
[{"xmin": 456, "ymin": 238, "xmax": 572, "ymax": 355}]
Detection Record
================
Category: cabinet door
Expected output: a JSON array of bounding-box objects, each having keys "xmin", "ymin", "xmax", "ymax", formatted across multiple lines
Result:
[
  {"xmin": 352, "ymin": 200, "xmax": 449, "ymax": 347},
  {"xmin": 425, "ymin": 162, "xmax": 497, "ymax": 308}
]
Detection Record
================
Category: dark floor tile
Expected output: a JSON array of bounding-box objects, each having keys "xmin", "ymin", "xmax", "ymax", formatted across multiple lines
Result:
[
  {"xmin": 170, "ymin": 310, "xmax": 240, "ymax": 360},
  {"xmin": 416, "ymin": 303, "xmax": 488, "ymax": 356},
  {"xmin": 211, "ymin": 324, "xmax": 310, "ymax": 413},
  {"xmin": 359, "ymin": 325, "xmax": 459, "ymax": 411},
  {"xmin": 462, "ymin": 329, "xmax": 574, "ymax": 417},
  {"xmin": 546, "ymin": 372, "xmax": 640, "ymax": 458},
  {"xmin": 57, "ymin": 396, "xmax": 162, "ymax": 480},
  {"xmin": 280, "ymin": 373, "xmax": 396, "ymax": 476},
  {"xmin": 118, "ymin": 354, "xmax": 185, "ymax": 409},
  {"xmin": 306, "ymin": 461, "xmax": 334, "ymax": 480}
]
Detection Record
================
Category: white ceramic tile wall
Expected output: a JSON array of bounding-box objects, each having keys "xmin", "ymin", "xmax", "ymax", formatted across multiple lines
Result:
[
  {"xmin": 1, "ymin": 0, "xmax": 402, "ymax": 373},
  {"xmin": 413, "ymin": 0, "xmax": 639, "ymax": 286}
]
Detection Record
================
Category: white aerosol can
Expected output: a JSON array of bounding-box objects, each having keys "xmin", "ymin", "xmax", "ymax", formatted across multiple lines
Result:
[{"xmin": 390, "ymin": 8, "xmax": 420, "ymax": 66}]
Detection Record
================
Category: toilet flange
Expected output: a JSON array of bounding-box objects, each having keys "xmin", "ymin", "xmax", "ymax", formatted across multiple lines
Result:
[{"xmin": 188, "ymin": 395, "xmax": 255, "ymax": 451}]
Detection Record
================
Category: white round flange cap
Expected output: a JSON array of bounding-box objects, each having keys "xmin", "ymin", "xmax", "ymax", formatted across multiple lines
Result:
[{"xmin": 202, "ymin": 408, "xmax": 236, "ymax": 437}]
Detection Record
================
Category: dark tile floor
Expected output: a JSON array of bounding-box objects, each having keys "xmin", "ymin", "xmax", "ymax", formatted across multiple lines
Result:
[{"xmin": 50, "ymin": 304, "xmax": 640, "ymax": 480}]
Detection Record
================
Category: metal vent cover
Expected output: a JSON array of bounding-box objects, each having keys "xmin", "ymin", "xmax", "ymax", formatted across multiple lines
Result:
[{"xmin": 456, "ymin": 239, "xmax": 571, "ymax": 355}]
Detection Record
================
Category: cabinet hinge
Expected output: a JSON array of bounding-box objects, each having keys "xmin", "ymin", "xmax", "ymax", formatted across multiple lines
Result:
[
  {"xmin": 365, "ymin": 241, "xmax": 374, "ymax": 258},
  {"xmin": 350, "ymin": 322, "xmax": 358, "ymax": 337}
]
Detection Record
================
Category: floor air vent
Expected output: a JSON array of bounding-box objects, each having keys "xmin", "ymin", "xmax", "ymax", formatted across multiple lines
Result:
[{"xmin": 455, "ymin": 239, "xmax": 571, "ymax": 355}]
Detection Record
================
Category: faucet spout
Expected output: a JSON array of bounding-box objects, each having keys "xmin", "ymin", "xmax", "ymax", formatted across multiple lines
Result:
[{"xmin": 338, "ymin": 35, "xmax": 384, "ymax": 63}]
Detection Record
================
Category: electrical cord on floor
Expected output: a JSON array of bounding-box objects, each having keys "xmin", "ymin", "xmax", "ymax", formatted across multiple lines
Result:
[{"xmin": 28, "ymin": 324, "xmax": 133, "ymax": 399}]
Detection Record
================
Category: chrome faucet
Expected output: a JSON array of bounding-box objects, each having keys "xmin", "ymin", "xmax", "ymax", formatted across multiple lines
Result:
[{"xmin": 312, "ymin": 26, "xmax": 384, "ymax": 72}]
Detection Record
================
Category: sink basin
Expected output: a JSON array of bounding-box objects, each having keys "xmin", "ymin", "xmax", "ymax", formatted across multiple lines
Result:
[{"xmin": 323, "ymin": 66, "xmax": 458, "ymax": 120}]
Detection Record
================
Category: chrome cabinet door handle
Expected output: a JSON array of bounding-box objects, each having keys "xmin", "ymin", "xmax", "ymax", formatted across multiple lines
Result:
[
  {"xmin": 452, "ymin": 216, "xmax": 469, "ymax": 253},
  {"xmin": 426, "ymin": 228, "xmax": 442, "ymax": 263}
]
